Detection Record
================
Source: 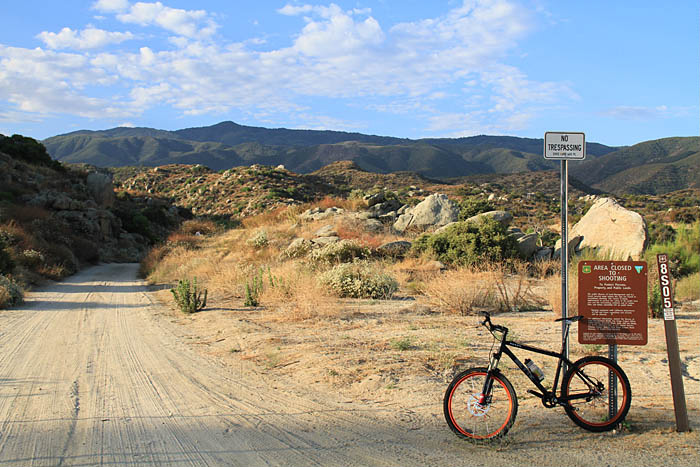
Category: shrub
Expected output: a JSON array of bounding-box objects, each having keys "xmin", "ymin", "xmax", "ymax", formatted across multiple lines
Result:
[
  {"xmin": 319, "ymin": 261, "xmax": 398, "ymax": 299},
  {"xmin": 0, "ymin": 239, "xmax": 14, "ymax": 274},
  {"xmin": 308, "ymin": 240, "xmax": 369, "ymax": 265},
  {"xmin": 648, "ymin": 223, "xmax": 676, "ymax": 244},
  {"xmin": 458, "ymin": 198, "xmax": 494, "ymax": 221},
  {"xmin": 0, "ymin": 134, "xmax": 63, "ymax": 170},
  {"xmin": 411, "ymin": 218, "xmax": 518, "ymax": 266},
  {"xmin": 139, "ymin": 245, "xmax": 170, "ymax": 278},
  {"xmin": 247, "ymin": 230, "xmax": 269, "ymax": 249},
  {"xmin": 170, "ymin": 277, "xmax": 208, "ymax": 313},
  {"xmin": 419, "ymin": 266, "xmax": 495, "ymax": 315},
  {"xmin": 645, "ymin": 222, "xmax": 699, "ymax": 277},
  {"xmin": 179, "ymin": 219, "xmax": 219, "ymax": 236},
  {"xmin": 676, "ymin": 272, "xmax": 699, "ymax": 303},
  {"xmin": 19, "ymin": 249, "xmax": 45, "ymax": 268},
  {"xmin": 0, "ymin": 274, "xmax": 23, "ymax": 308},
  {"xmin": 648, "ymin": 283, "xmax": 663, "ymax": 319}
]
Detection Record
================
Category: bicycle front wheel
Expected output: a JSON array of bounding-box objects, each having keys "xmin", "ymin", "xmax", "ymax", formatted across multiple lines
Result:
[
  {"xmin": 562, "ymin": 356, "xmax": 631, "ymax": 432},
  {"xmin": 444, "ymin": 368, "xmax": 518, "ymax": 441}
]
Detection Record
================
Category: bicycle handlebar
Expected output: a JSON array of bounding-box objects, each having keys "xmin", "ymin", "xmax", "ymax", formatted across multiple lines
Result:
[{"xmin": 480, "ymin": 312, "xmax": 507, "ymax": 333}]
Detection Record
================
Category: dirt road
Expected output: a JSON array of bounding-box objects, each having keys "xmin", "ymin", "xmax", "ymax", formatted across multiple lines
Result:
[{"xmin": 0, "ymin": 264, "xmax": 697, "ymax": 466}]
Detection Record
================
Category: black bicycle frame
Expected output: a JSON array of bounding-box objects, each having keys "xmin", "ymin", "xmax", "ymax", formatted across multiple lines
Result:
[{"xmin": 484, "ymin": 325, "xmax": 578, "ymax": 402}]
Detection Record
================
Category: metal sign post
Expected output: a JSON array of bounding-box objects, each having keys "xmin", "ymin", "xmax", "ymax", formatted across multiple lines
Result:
[
  {"xmin": 560, "ymin": 159, "xmax": 569, "ymax": 363},
  {"xmin": 545, "ymin": 132, "xmax": 585, "ymax": 365},
  {"xmin": 656, "ymin": 254, "xmax": 690, "ymax": 432},
  {"xmin": 608, "ymin": 344, "xmax": 617, "ymax": 421}
]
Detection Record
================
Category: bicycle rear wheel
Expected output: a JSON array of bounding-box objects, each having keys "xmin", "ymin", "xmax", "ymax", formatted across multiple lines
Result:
[
  {"xmin": 444, "ymin": 368, "xmax": 518, "ymax": 441},
  {"xmin": 562, "ymin": 356, "xmax": 631, "ymax": 432}
]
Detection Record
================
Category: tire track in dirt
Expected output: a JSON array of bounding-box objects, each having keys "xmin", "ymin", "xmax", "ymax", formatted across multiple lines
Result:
[{"xmin": 0, "ymin": 263, "xmax": 697, "ymax": 467}]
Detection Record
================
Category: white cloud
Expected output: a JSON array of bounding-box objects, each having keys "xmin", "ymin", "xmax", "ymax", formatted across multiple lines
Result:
[
  {"xmin": 277, "ymin": 4, "xmax": 314, "ymax": 16},
  {"xmin": 37, "ymin": 27, "xmax": 134, "ymax": 50},
  {"xmin": 92, "ymin": 0, "xmax": 130, "ymax": 13},
  {"xmin": 116, "ymin": 2, "xmax": 218, "ymax": 38},
  {"xmin": 0, "ymin": 1, "xmax": 575, "ymax": 136},
  {"xmin": 600, "ymin": 105, "xmax": 692, "ymax": 120}
]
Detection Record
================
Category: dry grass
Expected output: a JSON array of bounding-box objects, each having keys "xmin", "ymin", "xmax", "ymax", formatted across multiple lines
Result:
[
  {"xmin": 179, "ymin": 219, "xmax": 219, "ymax": 236},
  {"xmin": 545, "ymin": 271, "xmax": 579, "ymax": 318},
  {"xmin": 243, "ymin": 206, "xmax": 298, "ymax": 230},
  {"xmin": 261, "ymin": 263, "xmax": 340, "ymax": 321},
  {"xmin": 335, "ymin": 218, "xmax": 398, "ymax": 250},
  {"xmin": 419, "ymin": 266, "xmax": 495, "ymax": 315},
  {"xmin": 0, "ymin": 221, "xmax": 39, "ymax": 251},
  {"xmin": 315, "ymin": 196, "xmax": 365, "ymax": 212},
  {"xmin": 489, "ymin": 261, "xmax": 542, "ymax": 312}
]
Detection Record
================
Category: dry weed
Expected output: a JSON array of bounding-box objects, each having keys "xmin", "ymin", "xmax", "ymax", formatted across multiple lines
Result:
[
  {"xmin": 545, "ymin": 272, "xmax": 579, "ymax": 318},
  {"xmin": 489, "ymin": 261, "xmax": 542, "ymax": 312},
  {"xmin": 419, "ymin": 266, "xmax": 495, "ymax": 315},
  {"xmin": 179, "ymin": 219, "xmax": 219, "ymax": 236},
  {"xmin": 260, "ymin": 262, "xmax": 339, "ymax": 321},
  {"xmin": 531, "ymin": 258, "xmax": 560, "ymax": 279},
  {"xmin": 243, "ymin": 206, "xmax": 298, "ymax": 230},
  {"xmin": 315, "ymin": 196, "xmax": 365, "ymax": 212},
  {"xmin": 335, "ymin": 218, "xmax": 397, "ymax": 250}
]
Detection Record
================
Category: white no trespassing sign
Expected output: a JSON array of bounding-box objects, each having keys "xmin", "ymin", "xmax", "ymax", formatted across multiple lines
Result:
[{"xmin": 544, "ymin": 132, "xmax": 586, "ymax": 160}]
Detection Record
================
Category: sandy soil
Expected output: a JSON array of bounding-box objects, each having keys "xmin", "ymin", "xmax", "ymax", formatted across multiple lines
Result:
[{"xmin": 0, "ymin": 263, "xmax": 697, "ymax": 466}]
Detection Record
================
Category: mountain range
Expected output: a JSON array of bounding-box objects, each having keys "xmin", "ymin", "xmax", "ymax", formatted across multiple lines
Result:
[{"xmin": 41, "ymin": 121, "xmax": 698, "ymax": 194}]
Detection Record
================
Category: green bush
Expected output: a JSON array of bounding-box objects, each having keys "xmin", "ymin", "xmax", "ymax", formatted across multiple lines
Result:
[
  {"xmin": 0, "ymin": 239, "xmax": 14, "ymax": 274},
  {"xmin": 319, "ymin": 261, "xmax": 398, "ymax": 299},
  {"xmin": 648, "ymin": 283, "xmax": 663, "ymax": 319},
  {"xmin": 170, "ymin": 278, "xmax": 207, "ymax": 313},
  {"xmin": 411, "ymin": 218, "xmax": 518, "ymax": 266},
  {"xmin": 247, "ymin": 230, "xmax": 269, "ymax": 249},
  {"xmin": 648, "ymin": 223, "xmax": 676, "ymax": 244},
  {"xmin": 309, "ymin": 240, "xmax": 369, "ymax": 265},
  {"xmin": 646, "ymin": 222, "xmax": 699, "ymax": 277},
  {"xmin": 676, "ymin": 272, "xmax": 699, "ymax": 302},
  {"xmin": 244, "ymin": 268, "xmax": 264, "ymax": 307},
  {"xmin": 458, "ymin": 197, "xmax": 494, "ymax": 221},
  {"xmin": 0, "ymin": 134, "xmax": 63, "ymax": 170},
  {"xmin": 0, "ymin": 274, "xmax": 23, "ymax": 308}
]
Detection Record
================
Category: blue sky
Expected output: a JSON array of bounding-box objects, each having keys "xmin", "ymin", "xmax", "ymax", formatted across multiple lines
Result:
[{"xmin": 0, "ymin": 1, "xmax": 697, "ymax": 146}]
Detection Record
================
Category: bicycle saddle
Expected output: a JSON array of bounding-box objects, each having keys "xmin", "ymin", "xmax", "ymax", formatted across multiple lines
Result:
[{"xmin": 554, "ymin": 315, "xmax": 583, "ymax": 323}]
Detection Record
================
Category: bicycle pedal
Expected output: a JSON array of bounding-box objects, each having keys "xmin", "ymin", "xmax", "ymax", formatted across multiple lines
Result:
[{"xmin": 527, "ymin": 389, "xmax": 543, "ymax": 399}]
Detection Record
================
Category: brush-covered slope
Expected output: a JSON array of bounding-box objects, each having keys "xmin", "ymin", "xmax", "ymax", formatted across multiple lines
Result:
[
  {"xmin": 571, "ymin": 137, "xmax": 699, "ymax": 194},
  {"xmin": 44, "ymin": 121, "xmax": 620, "ymax": 179}
]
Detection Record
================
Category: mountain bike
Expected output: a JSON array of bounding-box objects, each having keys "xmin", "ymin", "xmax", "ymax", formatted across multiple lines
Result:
[{"xmin": 444, "ymin": 312, "xmax": 631, "ymax": 441}]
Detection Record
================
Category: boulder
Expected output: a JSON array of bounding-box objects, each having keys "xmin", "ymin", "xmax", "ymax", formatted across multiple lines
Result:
[
  {"xmin": 534, "ymin": 247, "xmax": 553, "ymax": 261},
  {"xmin": 314, "ymin": 225, "xmax": 337, "ymax": 237},
  {"xmin": 553, "ymin": 235, "xmax": 583, "ymax": 259},
  {"xmin": 283, "ymin": 238, "xmax": 312, "ymax": 258},
  {"xmin": 464, "ymin": 210, "xmax": 513, "ymax": 228},
  {"xmin": 312, "ymin": 236, "xmax": 340, "ymax": 246},
  {"xmin": 393, "ymin": 193, "xmax": 459, "ymax": 233},
  {"xmin": 86, "ymin": 171, "xmax": 115, "ymax": 208},
  {"xmin": 516, "ymin": 233, "xmax": 539, "ymax": 259},
  {"xmin": 569, "ymin": 197, "xmax": 648, "ymax": 260},
  {"xmin": 299, "ymin": 207, "xmax": 344, "ymax": 221},
  {"xmin": 367, "ymin": 199, "xmax": 402, "ymax": 218},
  {"xmin": 375, "ymin": 241, "xmax": 412, "ymax": 258},
  {"xmin": 363, "ymin": 218, "xmax": 384, "ymax": 233},
  {"xmin": 364, "ymin": 192, "xmax": 386, "ymax": 207}
]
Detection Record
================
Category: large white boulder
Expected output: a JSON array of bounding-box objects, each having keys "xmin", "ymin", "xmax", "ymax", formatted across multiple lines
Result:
[
  {"xmin": 569, "ymin": 197, "xmax": 648, "ymax": 260},
  {"xmin": 393, "ymin": 193, "xmax": 459, "ymax": 233}
]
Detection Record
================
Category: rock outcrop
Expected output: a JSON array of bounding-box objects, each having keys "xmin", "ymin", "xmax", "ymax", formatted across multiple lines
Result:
[
  {"xmin": 393, "ymin": 193, "xmax": 459, "ymax": 233},
  {"xmin": 567, "ymin": 198, "xmax": 648, "ymax": 260}
]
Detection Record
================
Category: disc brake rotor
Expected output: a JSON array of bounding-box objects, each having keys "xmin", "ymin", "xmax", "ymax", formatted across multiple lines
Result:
[{"xmin": 467, "ymin": 394, "xmax": 490, "ymax": 416}]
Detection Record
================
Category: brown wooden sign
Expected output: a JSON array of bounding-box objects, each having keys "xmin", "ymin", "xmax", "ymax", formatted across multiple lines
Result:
[{"xmin": 578, "ymin": 261, "xmax": 648, "ymax": 345}]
